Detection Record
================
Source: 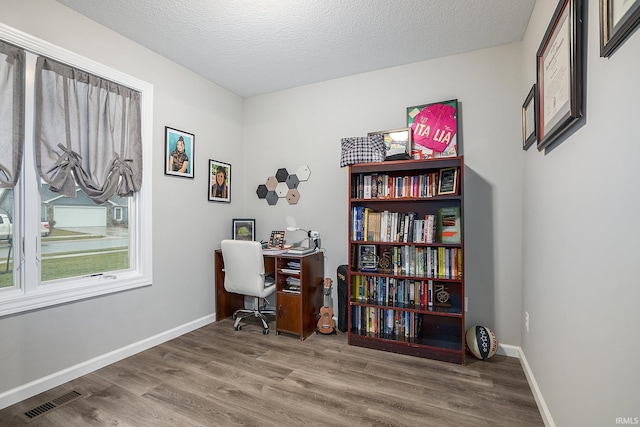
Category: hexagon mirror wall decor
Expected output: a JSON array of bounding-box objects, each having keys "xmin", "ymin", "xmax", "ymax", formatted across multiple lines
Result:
[
  {"xmin": 256, "ymin": 165, "xmax": 310, "ymax": 205},
  {"xmin": 286, "ymin": 189, "xmax": 300, "ymax": 204},
  {"xmin": 275, "ymin": 182, "xmax": 289, "ymax": 197}
]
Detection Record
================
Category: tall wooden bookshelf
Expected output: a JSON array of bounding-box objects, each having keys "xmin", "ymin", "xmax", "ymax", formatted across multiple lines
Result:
[{"xmin": 347, "ymin": 156, "xmax": 465, "ymax": 364}]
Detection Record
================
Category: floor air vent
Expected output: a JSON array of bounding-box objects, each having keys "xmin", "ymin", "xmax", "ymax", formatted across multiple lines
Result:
[{"xmin": 20, "ymin": 390, "xmax": 82, "ymax": 422}]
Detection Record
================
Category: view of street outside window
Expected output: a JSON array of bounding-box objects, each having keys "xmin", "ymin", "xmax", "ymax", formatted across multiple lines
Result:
[{"xmin": 0, "ymin": 186, "xmax": 130, "ymax": 288}]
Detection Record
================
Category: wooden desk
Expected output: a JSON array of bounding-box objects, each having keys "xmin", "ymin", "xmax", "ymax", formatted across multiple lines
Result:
[{"xmin": 214, "ymin": 249, "xmax": 324, "ymax": 340}]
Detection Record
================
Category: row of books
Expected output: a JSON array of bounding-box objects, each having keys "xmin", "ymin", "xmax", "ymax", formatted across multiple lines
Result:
[
  {"xmin": 352, "ymin": 207, "xmax": 436, "ymax": 243},
  {"xmin": 351, "ymin": 306, "xmax": 422, "ymax": 339},
  {"xmin": 351, "ymin": 170, "xmax": 456, "ymax": 199},
  {"xmin": 357, "ymin": 246, "xmax": 462, "ymax": 279},
  {"xmin": 351, "ymin": 277, "xmax": 458, "ymax": 308},
  {"xmin": 351, "ymin": 206, "xmax": 460, "ymax": 244}
]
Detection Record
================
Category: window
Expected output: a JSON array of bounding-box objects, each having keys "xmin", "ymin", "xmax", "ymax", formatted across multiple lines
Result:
[
  {"xmin": 0, "ymin": 24, "xmax": 153, "ymax": 316},
  {"xmin": 38, "ymin": 190, "xmax": 132, "ymax": 282},
  {"xmin": 113, "ymin": 206, "xmax": 124, "ymax": 222}
]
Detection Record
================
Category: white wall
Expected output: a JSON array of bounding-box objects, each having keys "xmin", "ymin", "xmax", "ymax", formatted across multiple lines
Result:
[
  {"xmin": 0, "ymin": 0, "xmax": 244, "ymax": 405},
  {"xmin": 6, "ymin": 1, "xmax": 636, "ymax": 424},
  {"xmin": 243, "ymin": 44, "xmax": 526, "ymax": 346},
  {"xmin": 521, "ymin": 0, "xmax": 640, "ymax": 425}
]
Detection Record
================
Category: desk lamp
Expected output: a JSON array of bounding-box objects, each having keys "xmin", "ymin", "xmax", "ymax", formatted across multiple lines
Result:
[{"xmin": 286, "ymin": 226, "xmax": 321, "ymax": 250}]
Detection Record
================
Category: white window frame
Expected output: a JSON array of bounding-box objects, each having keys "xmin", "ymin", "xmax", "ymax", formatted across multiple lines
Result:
[{"xmin": 0, "ymin": 24, "xmax": 153, "ymax": 317}]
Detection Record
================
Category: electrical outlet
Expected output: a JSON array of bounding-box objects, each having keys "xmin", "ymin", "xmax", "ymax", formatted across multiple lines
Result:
[
  {"xmin": 525, "ymin": 312, "xmax": 530, "ymax": 332},
  {"xmin": 465, "ymin": 297, "xmax": 468, "ymax": 312}
]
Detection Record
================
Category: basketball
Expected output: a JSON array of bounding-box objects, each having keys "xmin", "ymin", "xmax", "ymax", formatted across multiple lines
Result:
[{"xmin": 466, "ymin": 325, "xmax": 498, "ymax": 360}]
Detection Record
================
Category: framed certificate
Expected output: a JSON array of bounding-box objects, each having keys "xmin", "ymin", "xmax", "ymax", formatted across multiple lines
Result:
[
  {"xmin": 600, "ymin": 0, "xmax": 640, "ymax": 57},
  {"xmin": 522, "ymin": 84, "xmax": 537, "ymax": 150},
  {"xmin": 536, "ymin": 0, "xmax": 585, "ymax": 151}
]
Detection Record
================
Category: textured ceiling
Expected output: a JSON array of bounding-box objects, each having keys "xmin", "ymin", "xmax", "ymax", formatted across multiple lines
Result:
[{"xmin": 54, "ymin": 0, "xmax": 535, "ymax": 98}]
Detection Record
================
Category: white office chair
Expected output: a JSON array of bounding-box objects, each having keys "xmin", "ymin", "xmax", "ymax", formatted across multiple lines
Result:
[{"xmin": 220, "ymin": 239, "xmax": 276, "ymax": 334}]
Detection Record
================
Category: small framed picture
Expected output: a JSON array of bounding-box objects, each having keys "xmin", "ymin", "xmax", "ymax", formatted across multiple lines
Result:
[
  {"xmin": 232, "ymin": 219, "xmax": 255, "ymax": 241},
  {"xmin": 522, "ymin": 84, "xmax": 537, "ymax": 150},
  {"xmin": 433, "ymin": 282, "xmax": 452, "ymax": 308},
  {"xmin": 165, "ymin": 127, "xmax": 194, "ymax": 178},
  {"xmin": 268, "ymin": 230, "xmax": 285, "ymax": 249},
  {"xmin": 368, "ymin": 128, "xmax": 411, "ymax": 160},
  {"xmin": 437, "ymin": 167, "xmax": 458, "ymax": 195},
  {"xmin": 208, "ymin": 159, "xmax": 231, "ymax": 203},
  {"xmin": 358, "ymin": 244, "xmax": 378, "ymax": 271},
  {"xmin": 377, "ymin": 246, "xmax": 392, "ymax": 273}
]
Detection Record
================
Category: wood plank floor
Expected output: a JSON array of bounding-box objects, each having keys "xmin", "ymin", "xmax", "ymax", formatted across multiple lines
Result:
[{"xmin": 0, "ymin": 318, "xmax": 543, "ymax": 426}]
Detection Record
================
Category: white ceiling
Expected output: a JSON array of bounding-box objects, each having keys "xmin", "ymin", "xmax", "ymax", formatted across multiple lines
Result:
[{"xmin": 54, "ymin": 0, "xmax": 536, "ymax": 98}]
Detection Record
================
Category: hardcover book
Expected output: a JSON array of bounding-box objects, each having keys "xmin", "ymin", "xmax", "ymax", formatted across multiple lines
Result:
[
  {"xmin": 363, "ymin": 175, "xmax": 372, "ymax": 199},
  {"xmin": 437, "ymin": 206, "xmax": 461, "ymax": 244}
]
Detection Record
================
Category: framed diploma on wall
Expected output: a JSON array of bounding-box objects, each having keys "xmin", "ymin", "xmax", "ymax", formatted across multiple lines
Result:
[
  {"xmin": 522, "ymin": 84, "xmax": 537, "ymax": 150},
  {"xmin": 600, "ymin": 0, "xmax": 640, "ymax": 57},
  {"xmin": 536, "ymin": 0, "xmax": 585, "ymax": 151}
]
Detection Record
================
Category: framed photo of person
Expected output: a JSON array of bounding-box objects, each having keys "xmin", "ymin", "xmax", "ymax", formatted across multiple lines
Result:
[
  {"xmin": 268, "ymin": 230, "xmax": 285, "ymax": 249},
  {"xmin": 165, "ymin": 127, "xmax": 194, "ymax": 178},
  {"xmin": 232, "ymin": 219, "xmax": 255, "ymax": 241},
  {"xmin": 208, "ymin": 159, "xmax": 231, "ymax": 203}
]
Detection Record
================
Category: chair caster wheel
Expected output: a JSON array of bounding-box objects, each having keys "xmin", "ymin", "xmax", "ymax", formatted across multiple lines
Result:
[
  {"xmin": 263, "ymin": 329, "xmax": 269, "ymax": 335},
  {"xmin": 234, "ymin": 325, "xmax": 242, "ymax": 331}
]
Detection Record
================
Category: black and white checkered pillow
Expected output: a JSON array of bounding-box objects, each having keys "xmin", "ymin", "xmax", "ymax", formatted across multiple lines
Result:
[{"xmin": 340, "ymin": 134, "xmax": 385, "ymax": 167}]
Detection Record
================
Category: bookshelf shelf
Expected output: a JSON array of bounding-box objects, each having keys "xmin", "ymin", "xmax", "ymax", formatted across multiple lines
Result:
[
  {"xmin": 347, "ymin": 156, "xmax": 466, "ymax": 364},
  {"xmin": 351, "ymin": 332, "xmax": 463, "ymax": 349},
  {"xmin": 350, "ymin": 300, "xmax": 463, "ymax": 317},
  {"xmin": 350, "ymin": 194, "xmax": 462, "ymax": 202}
]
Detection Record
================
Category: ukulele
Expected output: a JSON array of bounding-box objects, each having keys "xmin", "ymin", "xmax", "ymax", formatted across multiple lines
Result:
[{"xmin": 317, "ymin": 278, "xmax": 336, "ymax": 334}]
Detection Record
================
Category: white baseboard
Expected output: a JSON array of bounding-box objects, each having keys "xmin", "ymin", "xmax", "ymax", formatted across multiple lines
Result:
[
  {"xmin": 495, "ymin": 343, "xmax": 554, "ymax": 426},
  {"xmin": 0, "ymin": 314, "xmax": 216, "ymax": 411},
  {"xmin": 518, "ymin": 347, "xmax": 555, "ymax": 427},
  {"xmin": 497, "ymin": 342, "xmax": 520, "ymax": 358}
]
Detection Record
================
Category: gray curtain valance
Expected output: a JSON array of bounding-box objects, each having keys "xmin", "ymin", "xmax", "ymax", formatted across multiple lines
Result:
[
  {"xmin": 35, "ymin": 57, "xmax": 142, "ymax": 204},
  {"xmin": 0, "ymin": 40, "xmax": 25, "ymax": 188}
]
